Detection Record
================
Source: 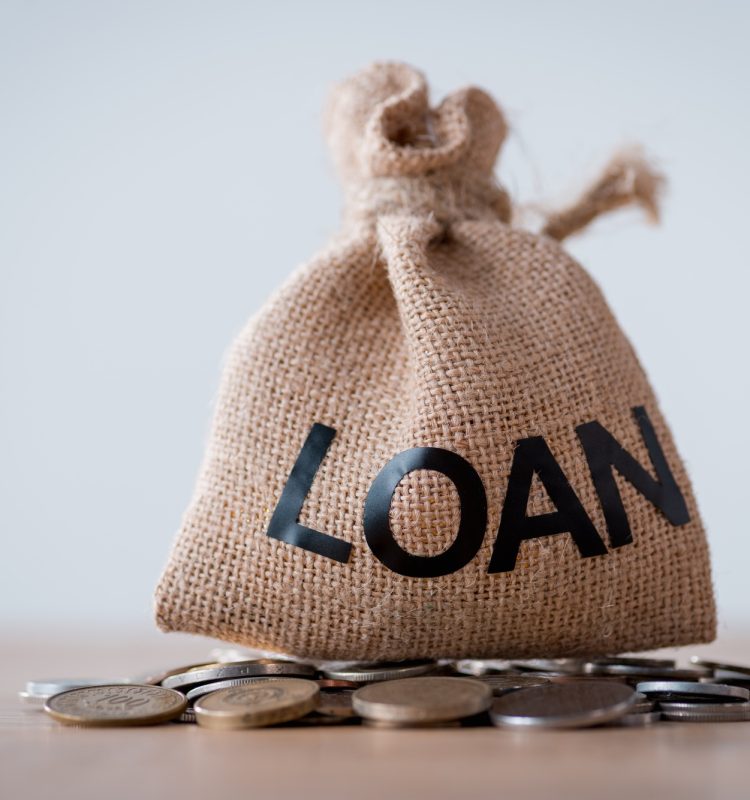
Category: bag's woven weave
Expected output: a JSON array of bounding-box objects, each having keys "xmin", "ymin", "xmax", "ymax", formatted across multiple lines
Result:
[{"xmin": 155, "ymin": 62, "xmax": 715, "ymax": 660}]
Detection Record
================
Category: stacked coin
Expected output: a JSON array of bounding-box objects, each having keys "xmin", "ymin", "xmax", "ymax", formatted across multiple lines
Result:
[
  {"xmin": 353, "ymin": 677, "xmax": 492, "ymax": 728},
  {"xmin": 27, "ymin": 653, "xmax": 750, "ymax": 730}
]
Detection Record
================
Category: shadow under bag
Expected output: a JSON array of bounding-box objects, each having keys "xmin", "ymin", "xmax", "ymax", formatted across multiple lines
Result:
[{"xmin": 155, "ymin": 62, "xmax": 715, "ymax": 660}]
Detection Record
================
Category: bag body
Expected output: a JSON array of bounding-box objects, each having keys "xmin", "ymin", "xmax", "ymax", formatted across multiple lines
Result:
[{"xmin": 155, "ymin": 62, "xmax": 715, "ymax": 660}]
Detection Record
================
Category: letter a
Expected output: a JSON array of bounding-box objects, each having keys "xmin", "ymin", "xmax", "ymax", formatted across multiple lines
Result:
[{"xmin": 488, "ymin": 437, "xmax": 608, "ymax": 573}]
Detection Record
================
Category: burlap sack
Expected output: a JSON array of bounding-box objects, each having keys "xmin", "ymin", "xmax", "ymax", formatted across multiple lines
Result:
[{"xmin": 155, "ymin": 62, "xmax": 715, "ymax": 660}]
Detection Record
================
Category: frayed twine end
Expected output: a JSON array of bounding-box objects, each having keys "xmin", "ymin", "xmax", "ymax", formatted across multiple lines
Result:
[{"xmin": 541, "ymin": 148, "xmax": 666, "ymax": 242}]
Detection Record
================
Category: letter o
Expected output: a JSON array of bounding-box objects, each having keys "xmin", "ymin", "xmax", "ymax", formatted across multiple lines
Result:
[{"xmin": 363, "ymin": 447, "xmax": 487, "ymax": 578}]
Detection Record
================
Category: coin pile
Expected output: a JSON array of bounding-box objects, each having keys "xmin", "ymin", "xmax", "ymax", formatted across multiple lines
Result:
[{"xmin": 24, "ymin": 653, "xmax": 750, "ymax": 730}]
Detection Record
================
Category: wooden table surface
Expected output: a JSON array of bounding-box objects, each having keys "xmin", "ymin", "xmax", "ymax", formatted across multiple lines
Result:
[{"xmin": 3, "ymin": 627, "xmax": 749, "ymax": 800}]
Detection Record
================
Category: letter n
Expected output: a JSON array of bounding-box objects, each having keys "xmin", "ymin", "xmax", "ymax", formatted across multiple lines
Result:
[{"xmin": 575, "ymin": 405, "xmax": 690, "ymax": 548}]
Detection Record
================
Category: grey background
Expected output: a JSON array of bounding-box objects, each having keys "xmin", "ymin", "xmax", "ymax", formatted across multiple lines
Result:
[{"xmin": 2, "ymin": 0, "xmax": 748, "ymax": 632}]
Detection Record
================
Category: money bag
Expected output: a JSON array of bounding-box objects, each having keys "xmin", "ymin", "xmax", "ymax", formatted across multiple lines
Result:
[{"xmin": 155, "ymin": 62, "xmax": 715, "ymax": 660}]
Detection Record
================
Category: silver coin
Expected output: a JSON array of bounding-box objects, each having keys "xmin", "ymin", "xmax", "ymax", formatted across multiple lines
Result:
[
  {"xmin": 659, "ymin": 701, "xmax": 750, "ymax": 713},
  {"xmin": 700, "ymin": 674, "xmax": 750, "ymax": 689},
  {"xmin": 629, "ymin": 691, "xmax": 655, "ymax": 713},
  {"xmin": 210, "ymin": 648, "xmax": 262, "ymax": 664},
  {"xmin": 185, "ymin": 677, "xmax": 271, "ymax": 704},
  {"xmin": 584, "ymin": 663, "xmax": 710, "ymax": 680},
  {"xmin": 475, "ymin": 674, "xmax": 551, "ymax": 696},
  {"xmin": 662, "ymin": 707, "xmax": 750, "ymax": 722},
  {"xmin": 511, "ymin": 659, "xmax": 587, "ymax": 675},
  {"xmin": 587, "ymin": 656, "xmax": 676, "ymax": 670},
  {"xmin": 162, "ymin": 660, "xmax": 315, "ymax": 691},
  {"xmin": 490, "ymin": 681, "xmax": 636, "ymax": 729},
  {"xmin": 323, "ymin": 660, "xmax": 437, "ymax": 683},
  {"xmin": 690, "ymin": 657, "xmax": 750, "ymax": 678},
  {"xmin": 177, "ymin": 709, "xmax": 197, "ymax": 724},
  {"xmin": 530, "ymin": 672, "xmax": 630, "ymax": 685},
  {"xmin": 453, "ymin": 660, "xmax": 515, "ymax": 676},
  {"xmin": 210, "ymin": 647, "xmax": 308, "ymax": 664},
  {"xmin": 610, "ymin": 711, "xmax": 662, "ymax": 727},
  {"xmin": 18, "ymin": 691, "xmax": 48, "ymax": 707},
  {"xmin": 134, "ymin": 663, "xmax": 216, "ymax": 686},
  {"xmin": 353, "ymin": 677, "xmax": 491, "ymax": 723},
  {"xmin": 637, "ymin": 681, "xmax": 750, "ymax": 703},
  {"xmin": 26, "ymin": 678, "xmax": 130, "ymax": 698}
]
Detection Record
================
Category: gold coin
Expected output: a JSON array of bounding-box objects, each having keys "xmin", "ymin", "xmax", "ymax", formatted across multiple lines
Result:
[
  {"xmin": 44, "ymin": 685, "xmax": 187, "ymax": 727},
  {"xmin": 353, "ymin": 677, "xmax": 492, "ymax": 723},
  {"xmin": 194, "ymin": 678, "xmax": 319, "ymax": 729}
]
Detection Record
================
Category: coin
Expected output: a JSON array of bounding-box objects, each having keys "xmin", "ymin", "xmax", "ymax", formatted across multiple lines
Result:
[
  {"xmin": 511, "ymin": 659, "xmax": 587, "ymax": 674},
  {"xmin": 531, "ymin": 672, "xmax": 630, "ymax": 685},
  {"xmin": 659, "ymin": 701, "xmax": 750, "ymax": 713},
  {"xmin": 316, "ymin": 679, "xmax": 358, "ymax": 690},
  {"xmin": 210, "ymin": 648, "xmax": 260, "ymax": 663},
  {"xmin": 637, "ymin": 681, "xmax": 750, "ymax": 703},
  {"xmin": 584, "ymin": 663, "xmax": 710, "ymax": 680},
  {"xmin": 18, "ymin": 691, "xmax": 47, "ymax": 708},
  {"xmin": 690, "ymin": 657, "xmax": 750, "ymax": 678},
  {"xmin": 210, "ymin": 647, "xmax": 307, "ymax": 664},
  {"xmin": 475, "ymin": 674, "xmax": 552, "ymax": 696},
  {"xmin": 630, "ymin": 692, "xmax": 655, "ymax": 713},
  {"xmin": 322, "ymin": 660, "xmax": 437, "ymax": 683},
  {"xmin": 185, "ymin": 677, "xmax": 271, "ymax": 704},
  {"xmin": 35, "ymin": 650, "xmax": 750, "ymax": 734},
  {"xmin": 317, "ymin": 690, "xmax": 356, "ymax": 718},
  {"xmin": 136, "ymin": 663, "xmax": 216, "ymax": 686},
  {"xmin": 162, "ymin": 659, "xmax": 315, "ymax": 691},
  {"xmin": 453, "ymin": 660, "xmax": 515, "ymax": 676},
  {"xmin": 44, "ymin": 685, "xmax": 187, "ymax": 727},
  {"xmin": 490, "ymin": 681, "xmax": 636, "ymax": 729},
  {"xmin": 194, "ymin": 678, "xmax": 320, "ymax": 729},
  {"xmin": 26, "ymin": 678, "xmax": 131, "ymax": 698},
  {"xmin": 662, "ymin": 707, "xmax": 750, "ymax": 722},
  {"xmin": 587, "ymin": 656, "xmax": 676, "ymax": 670},
  {"xmin": 352, "ymin": 677, "xmax": 491, "ymax": 723},
  {"xmin": 701, "ymin": 675, "xmax": 750, "ymax": 689},
  {"xmin": 363, "ymin": 718, "xmax": 463, "ymax": 729}
]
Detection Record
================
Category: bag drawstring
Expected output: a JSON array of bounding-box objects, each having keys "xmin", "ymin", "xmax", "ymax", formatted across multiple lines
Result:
[{"xmin": 541, "ymin": 149, "xmax": 665, "ymax": 242}]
